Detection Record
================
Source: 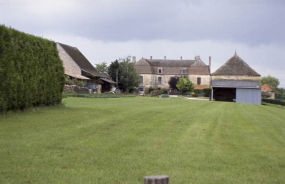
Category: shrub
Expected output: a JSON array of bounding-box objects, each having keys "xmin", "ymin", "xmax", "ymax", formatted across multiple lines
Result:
[
  {"xmin": 262, "ymin": 99, "xmax": 285, "ymax": 106},
  {"xmin": 161, "ymin": 88, "xmax": 168, "ymax": 94},
  {"xmin": 0, "ymin": 25, "xmax": 65, "ymax": 112}
]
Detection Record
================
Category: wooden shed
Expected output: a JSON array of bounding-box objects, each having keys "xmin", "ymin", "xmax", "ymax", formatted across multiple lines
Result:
[{"xmin": 211, "ymin": 53, "xmax": 261, "ymax": 105}]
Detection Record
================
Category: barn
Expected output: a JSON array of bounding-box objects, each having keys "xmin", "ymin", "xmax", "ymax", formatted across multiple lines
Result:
[{"xmin": 211, "ymin": 53, "xmax": 261, "ymax": 105}]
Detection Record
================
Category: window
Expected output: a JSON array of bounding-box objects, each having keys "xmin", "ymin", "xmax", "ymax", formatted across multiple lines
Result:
[
  {"xmin": 182, "ymin": 68, "xmax": 187, "ymax": 74},
  {"xmin": 158, "ymin": 68, "xmax": 162, "ymax": 74},
  {"xmin": 139, "ymin": 87, "xmax": 144, "ymax": 92},
  {"xmin": 140, "ymin": 76, "xmax": 143, "ymax": 84},
  {"xmin": 197, "ymin": 77, "xmax": 201, "ymax": 85},
  {"xmin": 158, "ymin": 77, "xmax": 162, "ymax": 84}
]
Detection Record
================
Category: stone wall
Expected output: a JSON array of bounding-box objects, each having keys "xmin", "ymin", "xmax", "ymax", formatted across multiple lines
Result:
[
  {"xmin": 63, "ymin": 85, "xmax": 91, "ymax": 94},
  {"xmin": 57, "ymin": 43, "xmax": 81, "ymax": 75}
]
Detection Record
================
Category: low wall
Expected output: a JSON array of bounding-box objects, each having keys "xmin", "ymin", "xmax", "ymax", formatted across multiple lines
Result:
[{"xmin": 63, "ymin": 85, "xmax": 91, "ymax": 94}]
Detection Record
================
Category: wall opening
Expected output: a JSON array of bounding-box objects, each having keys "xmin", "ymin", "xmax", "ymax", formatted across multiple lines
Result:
[{"xmin": 213, "ymin": 88, "xmax": 236, "ymax": 102}]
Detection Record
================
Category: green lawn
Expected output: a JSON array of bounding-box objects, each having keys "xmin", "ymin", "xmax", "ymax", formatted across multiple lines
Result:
[{"xmin": 0, "ymin": 97, "xmax": 285, "ymax": 184}]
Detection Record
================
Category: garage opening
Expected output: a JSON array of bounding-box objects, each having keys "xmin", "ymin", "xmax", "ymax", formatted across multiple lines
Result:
[{"xmin": 213, "ymin": 88, "xmax": 236, "ymax": 102}]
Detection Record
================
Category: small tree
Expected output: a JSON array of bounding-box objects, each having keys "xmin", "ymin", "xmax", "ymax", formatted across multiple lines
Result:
[
  {"xmin": 95, "ymin": 62, "xmax": 108, "ymax": 73},
  {"xmin": 118, "ymin": 58, "xmax": 140, "ymax": 92},
  {"xmin": 176, "ymin": 77, "xmax": 195, "ymax": 94},
  {"xmin": 168, "ymin": 76, "xmax": 180, "ymax": 90}
]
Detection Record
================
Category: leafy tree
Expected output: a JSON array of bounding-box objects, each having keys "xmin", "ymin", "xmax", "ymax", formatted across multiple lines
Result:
[
  {"xmin": 176, "ymin": 77, "xmax": 195, "ymax": 93},
  {"xmin": 95, "ymin": 62, "xmax": 108, "ymax": 73},
  {"xmin": 118, "ymin": 58, "xmax": 140, "ymax": 92},
  {"xmin": 108, "ymin": 59, "xmax": 120, "ymax": 83},
  {"xmin": 276, "ymin": 88, "xmax": 285, "ymax": 100},
  {"xmin": 168, "ymin": 76, "xmax": 180, "ymax": 90},
  {"xmin": 108, "ymin": 58, "xmax": 140, "ymax": 92},
  {"xmin": 261, "ymin": 75, "xmax": 280, "ymax": 90}
]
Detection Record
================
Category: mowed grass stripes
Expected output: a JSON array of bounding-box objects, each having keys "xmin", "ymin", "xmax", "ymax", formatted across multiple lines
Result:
[{"xmin": 0, "ymin": 97, "xmax": 284, "ymax": 183}]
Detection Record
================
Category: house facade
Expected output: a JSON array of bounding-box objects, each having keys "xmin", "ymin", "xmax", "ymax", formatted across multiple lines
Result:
[
  {"xmin": 57, "ymin": 43, "xmax": 115, "ymax": 93},
  {"xmin": 211, "ymin": 53, "xmax": 261, "ymax": 105},
  {"xmin": 134, "ymin": 56, "xmax": 211, "ymax": 93}
]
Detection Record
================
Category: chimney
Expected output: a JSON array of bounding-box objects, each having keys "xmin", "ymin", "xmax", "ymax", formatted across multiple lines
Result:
[
  {"xmin": 209, "ymin": 56, "xmax": 211, "ymax": 73},
  {"xmin": 180, "ymin": 56, "xmax": 182, "ymax": 60},
  {"xmin": 164, "ymin": 56, "xmax": 166, "ymax": 60},
  {"xmin": 195, "ymin": 55, "xmax": 200, "ymax": 60},
  {"xmin": 150, "ymin": 56, "xmax": 152, "ymax": 60},
  {"xmin": 132, "ymin": 56, "xmax": 136, "ymax": 63}
]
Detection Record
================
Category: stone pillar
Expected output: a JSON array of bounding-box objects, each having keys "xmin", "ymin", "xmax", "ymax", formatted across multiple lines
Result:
[{"xmin": 144, "ymin": 175, "xmax": 169, "ymax": 184}]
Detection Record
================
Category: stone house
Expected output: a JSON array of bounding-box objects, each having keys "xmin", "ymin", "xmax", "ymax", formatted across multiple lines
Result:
[
  {"xmin": 211, "ymin": 53, "xmax": 261, "ymax": 105},
  {"xmin": 57, "ymin": 42, "xmax": 115, "ymax": 93},
  {"xmin": 261, "ymin": 84, "xmax": 275, "ymax": 99},
  {"xmin": 134, "ymin": 56, "xmax": 211, "ymax": 93}
]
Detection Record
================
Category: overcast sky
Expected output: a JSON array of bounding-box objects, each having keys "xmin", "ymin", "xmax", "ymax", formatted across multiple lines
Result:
[{"xmin": 1, "ymin": 0, "xmax": 285, "ymax": 87}]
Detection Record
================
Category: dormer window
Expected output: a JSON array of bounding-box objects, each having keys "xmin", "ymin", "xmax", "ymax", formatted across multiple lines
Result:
[
  {"xmin": 182, "ymin": 68, "xmax": 187, "ymax": 74},
  {"xmin": 157, "ymin": 68, "xmax": 163, "ymax": 74}
]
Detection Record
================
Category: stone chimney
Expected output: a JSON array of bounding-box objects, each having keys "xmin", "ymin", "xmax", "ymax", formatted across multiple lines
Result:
[
  {"xmin": 209, "ymin": 56, "xmax": 211, "ymax": 73},
  {"xmin": 180, "ymin": 56, "xmax": 182, "ymax": 60},
  {"xmin": 195, "ymin": 55, "xmax": 200, "ymax": 60},
  {"xmin": 150, "ymin": 56, "xmax": 152, "ymax": 60},
  {"xmin": 132, "ymin": 56, "xmax": 136, "ymax": 63},
  {"xmin": 164, "ymin": 56, "xmax": 166, "ymax": 60}
]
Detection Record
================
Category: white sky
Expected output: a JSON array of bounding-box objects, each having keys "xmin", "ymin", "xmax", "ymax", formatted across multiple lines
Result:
[{"xmin": 1, "ymin": 0, "xmax": 285, "ymax": 87}]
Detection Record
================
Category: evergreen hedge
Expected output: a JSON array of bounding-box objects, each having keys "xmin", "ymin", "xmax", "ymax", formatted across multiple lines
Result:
[
  {"xmin": 262, "ymin": 99, "xmax": 285, "ymax": 106},
  {"xmin": 0, "ymin": 25, "xmax": 65, "ymax": 111}
]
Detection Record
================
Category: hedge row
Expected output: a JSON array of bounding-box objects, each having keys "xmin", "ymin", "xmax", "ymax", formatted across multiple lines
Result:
[
  {"xmin": 262, "ymin": 99, "xmax": 285, "ymax": 106},
  {"xmin": 0, "ymin": 25, "xmax": 65, "ymax": 111}
]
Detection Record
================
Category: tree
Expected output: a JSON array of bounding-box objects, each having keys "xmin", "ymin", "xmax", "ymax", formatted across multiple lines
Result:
[
  {"xmin": 176, "ymin": 77, "xmax": 195, "ymax": 93},
  {"xmin": 108, "ymin": 58, "xmax": 140, "ymax": 92},
  {"xmin": 261, "ymin": 75, "xmax": 280, "ymax": 90},
  {"xmin": 95, "ymin": 62, "xmax": 108, "ymax": 73},
  {"xmin": 108, "ymin": 59, "xmax": 120, "ymax": 83},
  {"xmin": 118, "ymin": 57, "xmax": 140, "ymax": 92},
  {"xmin": 168, "ymin": 76, "xmax": 180, "ymax": 90},
  {"xmin": 276, "ymin": 88, "xmax": 285, "ymax": 100}
]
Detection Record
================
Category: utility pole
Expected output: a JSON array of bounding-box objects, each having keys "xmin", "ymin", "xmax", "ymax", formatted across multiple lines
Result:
[{"xmin": 116, "ymin": 69, "xmax": 118, "ymax": 88}]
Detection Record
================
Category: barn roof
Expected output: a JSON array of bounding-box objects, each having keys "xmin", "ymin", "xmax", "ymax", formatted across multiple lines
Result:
[
  {"xmin": 58, "ymin": 43, "xmax": 103, "ymax": 77},
  {"xmin": 261, "ymin": 84, "xmax": 274, "ymax": 92},
  {"xmin": 212, "ymin": 53, "xmax": 261, "ymax": 76},
  {"xmin": 212, "ymin": 80, "xmax": 261, "ymax": 89}
]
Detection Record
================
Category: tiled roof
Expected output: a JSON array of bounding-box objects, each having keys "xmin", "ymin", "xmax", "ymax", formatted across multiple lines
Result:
[
  {"xmin": 189, "ymin": 66, "xmax": 210, "ymax": 75},
  {"xmin": 261, "ymin": 84, "xmax": 274, "ymax": 92},
  {"xmin": 212, "ymin": 53, "xmax": 260, "ymax": 76},
  {"xmin": 58, "ymin": 43, "xmax": 104, "ymax": 77}
]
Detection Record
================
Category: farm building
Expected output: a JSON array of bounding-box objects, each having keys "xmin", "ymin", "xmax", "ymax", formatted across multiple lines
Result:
[
  {"xmin": 261, "ymin": 84, "xmax": 275, "ymax": 99},
  {"xmin": 211, "ymin": 53, "xmax": 261, "ymax": 105},
  {"xmin": 134, "ymin": 56, "xmax": 211, "ymax": 93},
  {"xmin": 57, "ymin": 43, "xmax": 116, "ymax": 93}
]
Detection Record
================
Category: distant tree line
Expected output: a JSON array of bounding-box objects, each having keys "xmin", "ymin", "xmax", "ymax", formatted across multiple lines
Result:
[{"xmin": 0, "ymin": 25, "xmax": 65, "ymax": 112}]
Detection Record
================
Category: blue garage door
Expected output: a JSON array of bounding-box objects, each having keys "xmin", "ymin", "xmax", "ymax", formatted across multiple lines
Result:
[{"xmin": 236, "ymin": 88, "xmax": 261, "ymax": 105}]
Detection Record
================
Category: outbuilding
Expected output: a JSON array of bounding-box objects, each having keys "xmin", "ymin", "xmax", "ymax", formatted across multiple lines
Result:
[{"xmin": 211, "ymin": 53, "xmax": 261, "ymax": 105}]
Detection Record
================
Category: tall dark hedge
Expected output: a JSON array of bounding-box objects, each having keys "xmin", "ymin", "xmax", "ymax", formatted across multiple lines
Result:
[{"xmin": 0, "ymin": 25, "xmax": 65, "ymax": 111}]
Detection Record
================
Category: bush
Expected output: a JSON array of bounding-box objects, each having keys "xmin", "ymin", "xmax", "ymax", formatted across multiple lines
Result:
[
  {"xmin": 262, "ymin": 99, "xmax": 285, "ymax": 106},
  {"xmin": 0, "ymin": 25, "xmax": 65, "ymax": 112},
  {"xmin": 151, "ymin": 90, "xmax": 161, "ymax": 96},
  {"xmin": 161, "ymin": 88, "xmax": 168, "ymax": 94}
]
